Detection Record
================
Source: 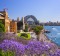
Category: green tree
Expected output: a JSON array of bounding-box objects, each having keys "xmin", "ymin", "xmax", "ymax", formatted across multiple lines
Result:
[
  {"xmin": 0, "ymin": 21, "xmax": 5, "ymax": 32},
  {"xmin": 32, "ymin": 26, "xmax": 43, "ymax": 41}
]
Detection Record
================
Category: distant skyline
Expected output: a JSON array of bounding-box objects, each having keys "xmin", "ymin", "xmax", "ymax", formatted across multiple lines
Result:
[{"xmin": 0, "ymin": 0, "xmax": 60, "ymax": 22}]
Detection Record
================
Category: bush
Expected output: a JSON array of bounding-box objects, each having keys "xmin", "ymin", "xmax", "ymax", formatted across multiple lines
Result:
[
  {"xmin": 34, "ymin": 27, "xmax": 40, "ymax": 35},
  {"xmin": 0, "ymin": 23, "xmax": 5, "ymax": 32},
  {"xmin": 0, "ymin": 49, "xmax": 15, "ymax": 56},
  {"xmin": 35, "ymin": 26, "xmax": 43, "ymax": 30},
  {"xmin": 18, "ymin": 33, "xmax": 31, "ymax": 40},
  {"xmin": 21, "ymin": 33, "xmax": 28, "ymax": 38},
  {"xmin": 32, "ymin": 26, "xmax": 43, "ymax": 41},
  {"xmin": 32, "ymin": 26, "xmax": 43, "ymax": 35}
]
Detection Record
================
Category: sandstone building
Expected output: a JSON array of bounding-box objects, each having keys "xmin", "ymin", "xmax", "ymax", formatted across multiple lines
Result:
[{"xmin": 0, "ymin": 10, "xmax": 17, "ymax": 33}]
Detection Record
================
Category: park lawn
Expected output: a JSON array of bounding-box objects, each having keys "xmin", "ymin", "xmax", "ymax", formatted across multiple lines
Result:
[{"xmin": 17, "ymin": 32, "xmax": 31, "ymax": 40}]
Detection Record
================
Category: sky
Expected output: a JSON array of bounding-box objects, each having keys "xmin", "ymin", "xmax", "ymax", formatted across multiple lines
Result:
[{"xmin": 0, "ymin": 0, "xmax": 60, "ymax": 22}]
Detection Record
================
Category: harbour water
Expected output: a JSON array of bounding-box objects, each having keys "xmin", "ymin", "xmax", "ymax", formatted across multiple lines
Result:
[{"xmin": 44, "ymin": 26, "xmax": 60, "ymax": 46}]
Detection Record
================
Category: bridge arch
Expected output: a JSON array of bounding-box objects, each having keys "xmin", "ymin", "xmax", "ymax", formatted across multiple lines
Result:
[{"xmin": 24, "ymin": 15, "xmax": 39, "ymax": 25}]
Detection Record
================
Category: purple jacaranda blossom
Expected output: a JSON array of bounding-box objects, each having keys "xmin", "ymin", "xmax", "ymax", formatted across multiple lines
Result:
[
  {"xmin": 0, "ymin": 40, "xmax": 25, "ymax": 56},
  {"xmin": 25, "ymin": 41, "xmax": 52, "ymax": 55},
  {"xmin": 0, "ymin": 32, "xmax": 29, "ymax": 45},
  {"xmin": 0, "ymin": 39, "xmax": 59, "ymax": 56},
  {"xmin": 52, "ymin": 49, "xmax": 60, "ymax": 56}
]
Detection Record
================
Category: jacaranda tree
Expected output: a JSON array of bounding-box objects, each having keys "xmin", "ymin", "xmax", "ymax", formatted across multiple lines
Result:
[{"xmin": 0, "ymin": 39, "xmax": 59, "ymax": 56}]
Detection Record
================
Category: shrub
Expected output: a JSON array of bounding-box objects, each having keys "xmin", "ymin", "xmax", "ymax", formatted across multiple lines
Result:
[
  {"xmin": 0, "ymin": 23, "xmax": 5, "ymax": 32},
  {"xmin": 34, "ymin": 27, "xmax": 40, "ymax": 35},
  {"xmin": 0, "ymin": 49, "xmax": 15, "ymax": 56},
  {"xmin": 32, "ymin": 26, "xmax": 43, "ymax": 35},
  {"xmin": 21, "ymin": 33, "xmax": 28, "ymax": 38},
  {"xmin": 32, "ymin": 26, "xmax": 43, "ymax": 41},
  {"xmin": 37, "ymin": 26, "xmax": 43, "ymax": 30},
  {"xmin": 20, "ymin": 33, "xmax": 31, "ymax": 40}
]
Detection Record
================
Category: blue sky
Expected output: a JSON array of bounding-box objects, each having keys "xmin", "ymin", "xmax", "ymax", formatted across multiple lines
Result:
[{"xmin": 0, "ymin": 0, "xmax": 60, "ymax": 22}]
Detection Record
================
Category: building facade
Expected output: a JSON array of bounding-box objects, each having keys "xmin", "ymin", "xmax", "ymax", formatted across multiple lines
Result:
[
  {"xmin": 0, "ymin": 10, "xmax": 17, "ymax": 33},
  {"xmin": 10, "ymin": 20, "xmax": 17, "ymax": 33}
]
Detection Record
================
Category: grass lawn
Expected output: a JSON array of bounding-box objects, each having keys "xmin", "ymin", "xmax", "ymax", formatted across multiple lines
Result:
[{"xmin": 17, "ymin": 32, "xmax": 31, "ymax": 40}]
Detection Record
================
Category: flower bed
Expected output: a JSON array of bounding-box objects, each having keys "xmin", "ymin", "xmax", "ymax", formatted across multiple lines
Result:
[
  {"xmin": 0, "ymin": 39, "xmax": 60, "ymax": 56},
  {"xmin": 0, "ymin": 33, "xmax": 60, "ymax": 56}
]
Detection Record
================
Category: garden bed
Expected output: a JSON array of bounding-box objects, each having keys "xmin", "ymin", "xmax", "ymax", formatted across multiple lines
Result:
[{"xmin": 17, "ymin": 32, "xmax": 31, "ymax": 40}]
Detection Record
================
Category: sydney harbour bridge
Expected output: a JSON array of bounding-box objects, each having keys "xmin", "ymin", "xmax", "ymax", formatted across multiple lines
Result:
[{"xmin": 23, "ymin": 15, "xmax": 39, "ymax": 25}]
